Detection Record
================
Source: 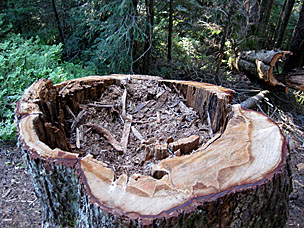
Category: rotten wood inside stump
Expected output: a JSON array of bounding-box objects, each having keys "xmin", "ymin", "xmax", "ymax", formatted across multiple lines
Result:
[{"xmin": 67, "ymin": 79, "xmax": 211, "ymax": 178}]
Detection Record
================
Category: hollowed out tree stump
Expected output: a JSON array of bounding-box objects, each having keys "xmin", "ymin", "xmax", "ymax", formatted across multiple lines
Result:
[{"xmin": 16, "ymin": 75, "xmax": 291, "ymax": 228}]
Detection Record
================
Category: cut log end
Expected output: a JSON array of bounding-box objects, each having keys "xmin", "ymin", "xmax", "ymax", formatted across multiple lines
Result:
[
  {"xmin": 15, "ymin": 75, "xmax": 290, "ymax": 227},
  {"xmin": 234, "ymin": 49, "xmax": 304, "ymax": 90}
]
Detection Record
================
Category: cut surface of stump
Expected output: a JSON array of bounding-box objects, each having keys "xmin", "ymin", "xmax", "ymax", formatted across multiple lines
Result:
[{"xmin": 16, "ymin": 75, "xmax": 291, "ymax": 227}]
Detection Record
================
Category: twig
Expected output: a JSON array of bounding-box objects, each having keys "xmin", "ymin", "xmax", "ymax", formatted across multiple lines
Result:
[
  {"xmin": 65, "ymin": 106, "xmax": 75, "ymax": 119},
  {"xmin": 71, "ymin": 110, "xmax": 87, "ymax": 132},
  {"xmin": 256, "ymin": 103, "xmax": 266, "ymax": 114},
  {"xmin": 87, "ymin": 103, "xmax": 116, "ymax": 108},
  {"xmin": 85, "ymin": 123, "xmax": 123, "ymax": 152},
  {"xmin": 235, "ymin": 89, "xmax": 262, "ymax": 93},
  {"xmin": 270, "ymin": 106, "xmax": 278, "ymax": 119}
]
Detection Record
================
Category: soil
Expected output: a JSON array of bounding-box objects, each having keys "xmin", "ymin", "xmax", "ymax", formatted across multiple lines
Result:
[
  {"xmin": 68, "ymin": 79, "xmax": 211, "ymax": 178},
  {"xmin": 0, "ymin": 141, "xmax": 41, "ymax": 228},
  {"xmin": 0, "ymin": 74, "xmax": 303, "ymax": 227}
]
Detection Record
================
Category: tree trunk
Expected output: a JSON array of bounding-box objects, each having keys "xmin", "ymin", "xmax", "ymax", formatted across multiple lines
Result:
[
  {"xmin": 284, "ymin": 2, "xmax": 304, "ymax": 72},
  {"xmin": 233, "ymin": 50, "xmax": 292, "ymax": 87},
  {"xmin": 216, "ymin": 0, "xmax": 236, "ymax": 81},
  {"xmin": 16, "ymin": 75, "xmax": 291, "ymax": 227},
  {"xmin": 257, "ymin": 0, "xmax": 274, "ymax": 48},
  {"xmin": 275, "ymin": 0, "xmax": 295, "ymax": 49},
  {"xmin": 51, "ymin": 0, "xmax": 65, "ymax": 44},
  {"xmin": 167, "ymin": 0, "xmax": 173, "ymax": 62},
  {"xmin": 276, "ymin": 68, "xmax": 304, "ymax": 91},
  {"xmin": 270, "ymin": 0, "xmax": 287, "ymax": 48},
  {"xmin": 142, "ymin": 0, "xmax": 154, "ymax": 74}
]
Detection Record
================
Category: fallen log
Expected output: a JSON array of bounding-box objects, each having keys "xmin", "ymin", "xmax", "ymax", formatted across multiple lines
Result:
[
  {"xmin": 16, "ymin": 75, "xmax": 291, "ymax": 227},
  {"xmin": 276, "ymin": 67, "xmax": 304, "ymax": 91},
  {"xmin": 233, "ymin": 50, "xmax": 302, "ymax": 89}
]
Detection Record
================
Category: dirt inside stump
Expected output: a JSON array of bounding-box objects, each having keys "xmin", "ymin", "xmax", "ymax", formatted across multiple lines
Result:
[{"xmin": 67, "ymin": 79, "xmax": 212, "ymax": 178}]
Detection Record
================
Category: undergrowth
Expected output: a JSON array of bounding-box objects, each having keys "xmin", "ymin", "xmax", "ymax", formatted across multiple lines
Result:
[{"xmin": 0, "ymin": 33, "xmax": 95, "ymax": 141}]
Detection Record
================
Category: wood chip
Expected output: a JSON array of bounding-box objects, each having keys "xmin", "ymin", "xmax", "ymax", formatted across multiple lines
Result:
[
  {"xmin": 206, "ymin": 111, "xmax": 214, "ymax": 137},
  {"xmin": 76, "ymin": 127, "xmax": 80, "ymax": 149},
  {"xmin": 156, "ymin": 111, "xmax": 161, "ymax": 123},
  {"xmin": 297, "ymin": 163, "xmax": 304, "ymax": 172},
  {"xmin": 131, "ymin": 126, "xmax": 144, "ymax": 142},
  {"xmin": 85, "ymin": 123, "xmax": 123, "ymax": 152}
]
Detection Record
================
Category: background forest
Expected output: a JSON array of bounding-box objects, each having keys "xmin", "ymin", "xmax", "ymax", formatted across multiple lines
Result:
[{"xmin": 0, "ymin": 0, "xmax": 304, "ymax": 140}]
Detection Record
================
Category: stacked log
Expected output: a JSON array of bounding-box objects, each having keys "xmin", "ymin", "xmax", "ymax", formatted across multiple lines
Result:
[{"xmin": 233, "ymin": 50, "xmax": 304, "ymax": 91}]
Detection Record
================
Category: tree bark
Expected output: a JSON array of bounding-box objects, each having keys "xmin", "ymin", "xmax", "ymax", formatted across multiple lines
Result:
[
  {"xmin": 167, "ymin": 0, "xmax": 173, "ymax": 62},
  {"xmin": 284, "ymin": 2, "xmax": 304, "ymax": 72},
  {"xmin": 16, "ymin": 75, "xmax": 291, "ymax": 227},
  {"xmin": 233, "ymin": 50, "xmax": 292, "ymax": 87},
  {"xmin": 51, "ymin": 0, "xmax": 65, "ymax": 44},
  {"xmin": 275, "ymin": 0, "xmax": 295, "ymax": 49}
]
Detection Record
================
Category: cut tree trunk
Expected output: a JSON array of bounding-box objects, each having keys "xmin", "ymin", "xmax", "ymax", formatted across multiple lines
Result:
[
  {"xmin": 233, "ymin": 49, "xmax": 304, "ymax": 91},
  {"xmin": 276, "ymin": 67, "xmax": 304, "ymax": 91},
  {"xmin": 16, "ymin": 75, "xmax": 291, "ymax": 227}
]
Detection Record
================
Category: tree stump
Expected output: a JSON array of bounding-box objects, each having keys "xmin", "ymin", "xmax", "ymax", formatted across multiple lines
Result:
[{"xmin": 16, "ymin": 75, "xmax": 291, "ymax": 228}]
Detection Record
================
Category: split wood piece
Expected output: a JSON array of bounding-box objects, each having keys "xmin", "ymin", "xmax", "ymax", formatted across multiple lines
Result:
[
  {"xmin": 85, "ymin": 123, "xmax": 123, "ymax": 152},
  {"xmin": 168, "ymin": 135, "xmax": 200, "ymax": 155},
  {"xmin": 233, "ymin": 50, "xmax": 292, "ymax": 87},
  {"xmin": 241, "ymin": 90, "xmax": 270, "ymax": 109},
  {"xmin": 71, "ymin": 110, "xmax": 87, "ymax": 132},
  {"xmin": 156, "ymin": 111, "xmax": 161, "ymax": 123},
  {"xmin": 121, "ymin": 115, "xmax": 132, "ymax": 153},
  {"xmin": 76, "ymin": 127, "xmax": 80, "ymax": 149},
  {"xmin": 144, "ymin": 135, "xmax": 200, "ymax": 162},
  {"xmin": 121, "ymin": 88, "xmax": 127, "ymax": 116},
  {"xmin": 16, "ymin": 75, "xmax": 290, "ymax": 227}
]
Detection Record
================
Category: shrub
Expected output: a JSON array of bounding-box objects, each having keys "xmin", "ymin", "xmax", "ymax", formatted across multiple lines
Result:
[{"xmin": 0, "ymin": 34, "xmax": 95, "ymax": 140}]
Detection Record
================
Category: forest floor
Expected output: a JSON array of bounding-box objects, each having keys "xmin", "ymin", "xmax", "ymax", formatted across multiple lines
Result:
[{"xmin": 0, "ymin": 73, "xmax": 303, "ymax": 227}]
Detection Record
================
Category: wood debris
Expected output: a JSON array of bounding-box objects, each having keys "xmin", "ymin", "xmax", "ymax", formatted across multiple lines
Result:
[
  {"xmin": 68, "ymin": 79, "xmax": 211, "ymax": 177},
  {"xmin": 85, "ymin": 123, "xmax": 123, "ymax": 152},
  {"xmin": 121, "ymin": 115, "xmax": 132, "ymax": 153},
  {"xmin": 71, "ymin": 110, "xmax": 87, "ymax": 132}
]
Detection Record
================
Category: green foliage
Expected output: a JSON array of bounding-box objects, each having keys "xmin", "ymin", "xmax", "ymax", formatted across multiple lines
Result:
[
  {"xmin": 62, "ymin": 0, "xmax": 147, "ymax": 74},
  {"xmin": 0, "ymin": 33, "xmax": 95, "ymax": 140}
]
